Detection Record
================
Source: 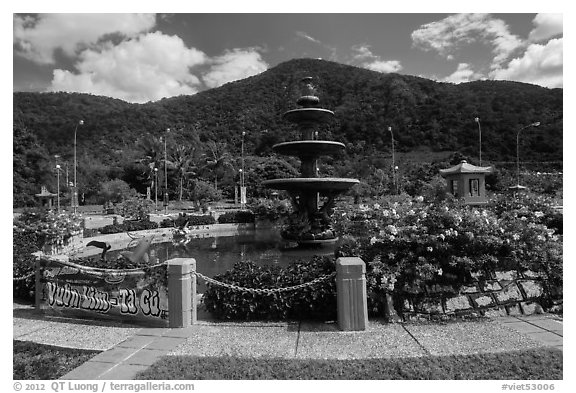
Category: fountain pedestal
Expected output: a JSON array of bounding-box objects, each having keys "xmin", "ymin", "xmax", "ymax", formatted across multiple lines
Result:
[{"xmin": 263, "ymin": 77, "xmax": 359, "ymax": 244}]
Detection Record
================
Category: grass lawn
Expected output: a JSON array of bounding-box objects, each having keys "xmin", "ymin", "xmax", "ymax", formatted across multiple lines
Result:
[
  {"xmin": 13, "ymin": 340, "xmax": 101, "ymax": 380},
  {"xmin": 136, "ymin": 348, "xmax": 562, "ymax": 380}
]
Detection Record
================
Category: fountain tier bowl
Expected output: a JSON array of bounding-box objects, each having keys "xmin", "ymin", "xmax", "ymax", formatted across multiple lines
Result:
[
  {"xmin": 283, "ymin": 108, "xmax": 335, "ymax": 124},
  {"xmin": 273, "ymin": 141, "xmax": 345, "ymax": 157},
  {"xmin": 262, "ymin": 178, "xmax": 359, "ymax": 191}
]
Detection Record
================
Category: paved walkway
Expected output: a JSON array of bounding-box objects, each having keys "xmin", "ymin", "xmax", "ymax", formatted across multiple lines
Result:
[{"xmin": 13, "ymin": 303, "xmax": 562, "ymax": 380}]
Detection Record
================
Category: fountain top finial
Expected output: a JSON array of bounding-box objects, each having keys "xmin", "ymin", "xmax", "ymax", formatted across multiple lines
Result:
[{"xmin": 297, "ymin": 76, "xmax": 320, "ymax": 108}]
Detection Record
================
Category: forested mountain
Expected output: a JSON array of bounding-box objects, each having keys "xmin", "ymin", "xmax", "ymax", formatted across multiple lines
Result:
[{"xmin": 13, "ymin": 58, "xmax": 562, "ymax": 207}]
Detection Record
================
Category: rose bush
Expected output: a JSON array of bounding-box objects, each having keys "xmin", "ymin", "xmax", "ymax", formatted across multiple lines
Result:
[
  {"xmin": 333, "ymin": 194, "xmax": 563, "ymax": 315},
  {"xmin": 249, "ymin": 198, "xmax": 292, "ymax": 222},
  {"xmin": 13, "ymin": 209, "xmax": 83, "ymax": 301},
  {"xmin": 14, "ymin": 209, "xmax": 83, "ymax": 251}
]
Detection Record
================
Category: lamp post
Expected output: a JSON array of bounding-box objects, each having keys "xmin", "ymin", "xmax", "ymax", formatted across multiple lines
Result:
[
  {"xmin": 163, "ymin": 128, "xmax": 170, "ymax": 214},
  {"xmin": 388, "ymin": 126, "xmax": 397, "ymax": 194},
  {"xmin": 240, "ymin": 131, "xmax": 246, "ymax": 208},
  {"xmin": 474, "ymin": 117, "xmax": 482, "ymax": 166},
  {"xmin": 515, "ymin": 121, "xmax": 541, "ymax": 188},
  {"xmin": 55, "ymin": 164, "xmax": 61, "ymax": 211},
  {"xmin": 154, "ymin": 167, "xmax": 158, "ymax": 211},
  {"xmin": 73, "ymin": 119, "xmax": 84, "ymax": 214}
]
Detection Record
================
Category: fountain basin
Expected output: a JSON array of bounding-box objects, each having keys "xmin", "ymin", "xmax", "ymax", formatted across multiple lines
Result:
[
  {"xmin": 283, "ymin": 108, "xmax": 334, "ymax": 124},
  {"xmin": 273, "ymin": 141, "xmax": 345, "ymax": 157},
  {"xmin": 262, "ymin": 178, "xmax": 359, "ymax": 191}
]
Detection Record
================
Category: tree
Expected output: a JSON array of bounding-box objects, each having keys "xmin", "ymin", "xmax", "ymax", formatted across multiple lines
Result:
[
  {"xmin": 135, "ymin": 133, "xmax": 164, "ymax": 194},
  {"xmin": 13, "ymin": 122, "xmax": 54, "ymax": 207},
  {"xmin": 99, "ymin": 179, "xmax": 137, "ymax": 203},
  {"xmin": 170, "ymin": 143, "xmax": 204, "ymax": 201},
  {"xmin": 203, "ymin": 140, "xmax": 234, "ymax": 192},
  {"xmin": 189, "ymin": 179, "xmax": 222, "ymax": 205}
]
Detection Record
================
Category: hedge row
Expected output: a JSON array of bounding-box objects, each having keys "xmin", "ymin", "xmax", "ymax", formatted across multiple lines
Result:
[
  {"xmin": 203, "ymin": 256, "xmax": 336, "ymax": 321},
  {"xmin": 99, "ymin": 219, "xmax": 158, "ymax": 234},
  {"xmin": 217, "ymin": 211, "xmax": 255, "ymax": 224},
  {"xmin": 160, "ymin": 214, "xmax": 216, "ymax": 228}
]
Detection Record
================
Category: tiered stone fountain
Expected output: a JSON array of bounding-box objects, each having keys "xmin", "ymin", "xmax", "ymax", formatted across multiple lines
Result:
[{"xmin": 263, "ymin": 77, "xmax": 359, "ymax": 245}]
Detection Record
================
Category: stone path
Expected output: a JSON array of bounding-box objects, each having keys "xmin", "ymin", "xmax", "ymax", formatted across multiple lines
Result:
[{"xmin": 13, "ymin": 303, "xmax": 562, "ymax": 380}]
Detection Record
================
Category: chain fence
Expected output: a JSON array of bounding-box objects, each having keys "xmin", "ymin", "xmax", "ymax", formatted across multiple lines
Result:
[
  {"xmin": 191, "ymin": 271, "xmax": 336, "ymax": 295},
  {"xmin": 13, "ymin": 261, "xmax": 168, "ymax": 281},
  {"xmin": 13, "ymin": 272, "xmax": 36, "ymax": 281}
]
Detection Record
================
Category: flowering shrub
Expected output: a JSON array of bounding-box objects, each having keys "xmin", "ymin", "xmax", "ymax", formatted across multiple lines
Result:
[
  {"xmin": 13, "ymin": 208, "xmax": 83, "ymax": 300},
  {"xmin": 13, "ymin": 230, "xmax": 42, "ymax": 301},
  {"xmin": 334, "ymin": 194, "xmax": 563, "ymax": 315},
  {"xmin": 14, "ymin": 209, "xmax": 83, "ymax": 250},
  {"xmin": 488, "ymin": 192, "xmax": 562, "ymax": 234},
  {"xmin": 116, "ymin": 196, "xmax": 153, "ymax": 221},
  {"xmin": 249, "ymin": 198, "xmax": 293, "ymax": 222}
]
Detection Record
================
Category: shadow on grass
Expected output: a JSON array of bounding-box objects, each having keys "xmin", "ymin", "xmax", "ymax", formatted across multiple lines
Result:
[
  {"xmin": 135, "ymin": 347, "xmax": 562, "ymax": 380},
  {"xmin": 13, "ymin": 340, "xmax": 101, "ymax": 380}
]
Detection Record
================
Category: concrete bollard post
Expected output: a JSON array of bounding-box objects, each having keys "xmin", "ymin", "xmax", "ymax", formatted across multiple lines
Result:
[
  {"xmin": 336, "ymin": 257, "xmax": 369, "ymax": 331},
  {"xmin": 167, "ymin": 258, "xmax": 196, "ymax": 328}
]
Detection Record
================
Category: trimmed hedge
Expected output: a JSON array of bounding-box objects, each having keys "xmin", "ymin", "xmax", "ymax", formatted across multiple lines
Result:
[
  {"xmin": 99, "ymin": 219, "xmax": 158, "ymax": 234},
  {"xmin": 160, "ymin": 213, "xmax": 216, "ymax": 228},
  {"xmin": 217, "ymin": 211, "xmax": 255, "ymax": 224},
  {"xmin": 203, "ymin": 256, "xmax": 336, "ymax": 321}
]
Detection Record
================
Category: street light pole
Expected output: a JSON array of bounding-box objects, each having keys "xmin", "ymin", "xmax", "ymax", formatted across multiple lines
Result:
[
  {"xmin": 154, "ymin": 167, "xmax": 158, "ymax": 211},
  {"xmin": 388, "ymin": 126, "xmax": 397, "ymax": 194},
  {"xmin": 474, "ymin": 117, "xmax": 482, "ymax": 166},
  {"xmin": 73, "ymin": 120, "xmax": 84, "ymax": 214},
  {"xmin": 241, "ymin": 131, "xmax": 246, "ymax": 208},
  {"xmin": 516, "ymin": 121, "xmax": 541, "ymax": 187},
  {"xmin": 56, "ymin": 164, "xmax": 61, "ymax": 211},
  {"xmin": 164, "ymin": 128, "xmax": 169, "ymax": 214}
]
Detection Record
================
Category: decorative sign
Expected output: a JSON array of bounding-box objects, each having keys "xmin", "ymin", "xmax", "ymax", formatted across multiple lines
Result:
[
  {"xmin": 70, "ymin": 186, "xmax": 79, "ymax": 208},
  {"xmin": 37, "ymin": 258, "xmax": 169, "ymax": 327}
]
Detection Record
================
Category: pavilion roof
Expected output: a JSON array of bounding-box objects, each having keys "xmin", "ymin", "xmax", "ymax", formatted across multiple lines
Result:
[
  {"xmin": 35, "ymin": 186, "xmax": 57, "ymax": 197},
  {"xmin": 439, "ymin": 160, "xmax": 493, "ymax": 177}
]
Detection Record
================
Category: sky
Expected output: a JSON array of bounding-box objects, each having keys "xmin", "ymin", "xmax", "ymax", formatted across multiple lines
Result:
[{"xmin": 12, "ymin": 10, "xmax": 563, "ymax": 104}]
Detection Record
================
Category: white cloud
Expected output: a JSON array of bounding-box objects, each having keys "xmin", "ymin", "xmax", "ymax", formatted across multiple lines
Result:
[
  {"xmin": 490, "ymin": 38, "xmax": 563, "ymax": 88},
  {"xmin": 528, "ymin": 13, "xmax": 563, "ymax": 42},
  {"xmin": 352, "ymin": 44, "xmax": 373, "ymax": 60},
  {"xmin": 443, "ymin": 63, "xmax": 482, "ymax": 84},
  {"xmin": 202, "ymin": 48, "xmax": 268, "ymax": 89},
  {"xmin": 13, "ymin": 13, "xmax": 156, "ymax": 64},
  {"xmin": 365, "ymin": 60, "xmax": 403, "ymax": 73},
  {"xmin": 49, "ymin": 32, "xmax": 207, "ymax": 103},
  {"xmin": 351, "ymin": 44, "xmax": 403, "ymax": 73},
  {"xmin": 411, "ymin": 13, "xmax": 522, "ymax": 69},
  {"xmin": 296, "ymin": 31, "xmax": 322, "ymax": 45}
]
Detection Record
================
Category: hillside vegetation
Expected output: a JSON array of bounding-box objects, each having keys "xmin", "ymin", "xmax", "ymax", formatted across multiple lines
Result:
[{"xmin": 13, "ymin": 58, "xmax": 562, "ymax": 207}]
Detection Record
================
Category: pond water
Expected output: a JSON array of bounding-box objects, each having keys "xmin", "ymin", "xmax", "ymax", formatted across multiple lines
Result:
[{"xmin": 107, "ymin": 228, "xmax": 336, "ymax": 292}]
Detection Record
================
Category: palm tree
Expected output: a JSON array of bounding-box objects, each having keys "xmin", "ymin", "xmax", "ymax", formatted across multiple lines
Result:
[
  {"xmin": 170, "ymin": 144, "xmax": 204, "ymax": 201},
  {"xmin": 203, "ymin": 140, "xmax": 233, "ymax": 192},
  {"xmin": 135, "ymin": 133, "xmax": 163, "ymax": 194}
]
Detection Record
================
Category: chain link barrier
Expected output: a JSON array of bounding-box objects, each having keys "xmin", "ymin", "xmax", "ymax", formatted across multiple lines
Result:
[
  {"xmin": 14, "ymin": 261, "xmax": 168, "ymax": 281},
  {"xmin": 192, "ymin": 271, "xmax": 336, "ymax": 295},
  {"xmin": 13, "ymin": 272, "xmax": 36, "ymax": 281}
]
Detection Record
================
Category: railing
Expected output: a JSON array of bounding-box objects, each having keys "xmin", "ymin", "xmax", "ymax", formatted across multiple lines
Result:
[
  {"xmin": 30, "ymin": 255, "xmax": 369, "ymax": 331},
  {"xmin": 170, "ymin": 257, "xmax": 368, "ymax": 331}
]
